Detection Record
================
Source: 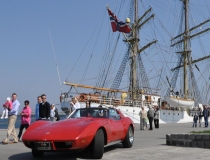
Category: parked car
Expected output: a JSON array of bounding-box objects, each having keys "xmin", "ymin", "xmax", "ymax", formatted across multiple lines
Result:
[{"xmin": 22, "ymin": 107, "xmax": 134, "ymax": 159}]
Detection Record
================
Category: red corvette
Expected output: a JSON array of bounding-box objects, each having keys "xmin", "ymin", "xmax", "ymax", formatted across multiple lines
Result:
[{"xmin": 22, "ymin": 107, "xmax": 134, "ymax": 159}]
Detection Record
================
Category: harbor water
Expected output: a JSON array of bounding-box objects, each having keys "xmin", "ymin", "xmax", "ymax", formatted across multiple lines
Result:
[{"xmin": 0, "ymin": 115, "xmax": 67, "ymax": 129}]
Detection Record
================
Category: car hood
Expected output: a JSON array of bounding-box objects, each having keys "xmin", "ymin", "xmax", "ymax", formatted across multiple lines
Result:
[{"xmin": 23, "ymin": 117, "xmax": 105, "ymax": 141}]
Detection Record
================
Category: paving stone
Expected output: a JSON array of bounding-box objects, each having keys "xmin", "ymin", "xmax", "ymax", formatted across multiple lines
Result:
[
  {"xmin": 177, "ymin": 134, "xmax": 184, "ymax": 140},
  {"xmin": 202, "ymin": 134, "xmax": 210, "ymax": 140},
  {"xmin": 195, "ymin": 134, "xmax": 202, "ymax": 140},
  {"xmin": 184, "ymin": 141, "xmax": 192, "ymax": 147},
  {"xmin": 166, "ymin": 140, "xmax": 172, "ymax": 145},
  {"xmin": 166, "ymin": 134, "xmax": 171, "ymax": 140},
  {"xmin": 204, "ymin": 141, "xmax": 210, "ymax": 148},
  {"xmin": 172, "ymin": 140, "xmax": 176, "ymax": 146},
  {"xmin": 176, "ymin": 140, "xmax": 184, "ymax": 146},
  {"xmin": 192, "ymin": 141, "xmax": 197, "ymax": 147},
  {"xmin": 190, "ymin": 134, "xmax": 195, "ymax": 140},
  {"xmin": 197, "ymin": 141, "xmax": 204, "ymax": 148},
  {"xmin": 171, "ymin": 134, "xmax": 177, "ymax": 140},
  {"xmin": 184, "ymin": 134, "xmax": 190, "ymax": 140}
]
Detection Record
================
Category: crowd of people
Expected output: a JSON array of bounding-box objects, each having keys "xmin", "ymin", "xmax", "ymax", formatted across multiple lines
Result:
[
  {"xmin": 1, "ymin": 93, "xmax": 60, "ymax": 144},
  {"xmin": 139, "ymin": 105, "xmax": 160, "ymax": 131}
]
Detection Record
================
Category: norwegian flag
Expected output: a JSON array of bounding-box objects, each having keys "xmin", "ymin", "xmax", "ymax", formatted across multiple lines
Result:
[{"xmin": 107, "ymin": 8, "xmax": 131, "ymax": 33}]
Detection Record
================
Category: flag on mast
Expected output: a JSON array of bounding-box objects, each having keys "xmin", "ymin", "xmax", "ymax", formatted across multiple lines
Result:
[{"xmin": 107, "ymin": 7, "xmax": 131, "ymax": 33}]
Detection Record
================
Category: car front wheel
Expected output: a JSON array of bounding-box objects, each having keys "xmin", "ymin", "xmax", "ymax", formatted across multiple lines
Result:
[
  {"xmin": 32, "ymin": 149, "xmax": 44, "ymax": 157},
  {"xmin": 122, "ymin": 125, "xmax": 134, "ymax": 148},
  {"xmin": 90, "ymin": 129, "xmax": 104, "ymax": 159}
]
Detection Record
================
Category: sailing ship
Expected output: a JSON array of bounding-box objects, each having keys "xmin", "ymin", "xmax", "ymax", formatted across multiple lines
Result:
[
  {"xmin": 163, "ymin": 0, "xmax": 210, "ymax": 111},
  {"xmin": 59, "ymin": 0, "xmax": 210, "ymax": 123}
]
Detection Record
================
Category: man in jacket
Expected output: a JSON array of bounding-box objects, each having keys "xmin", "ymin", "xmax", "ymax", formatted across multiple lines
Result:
[
  {"xmin": 147, "ymin": 105, "xmax": 154, "ymax": 130},
  {"xmin": 39, "ymin": 94, "xmax": 50, "ymax": 120},
  {"xmin": 203, "ymin": 105, "xmax": 209, "ymax": 127}
]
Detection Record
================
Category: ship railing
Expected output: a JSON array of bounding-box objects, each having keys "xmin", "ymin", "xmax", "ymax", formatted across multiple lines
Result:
[{"xmin": 100, "ymin": 97, "xmax": 158, "ymax": 108}]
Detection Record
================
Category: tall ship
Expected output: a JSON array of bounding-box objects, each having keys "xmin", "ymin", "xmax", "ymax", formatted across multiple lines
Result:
[{"xmin": 59, "ymin": 0, "xmax": 210, "ymax": 123}]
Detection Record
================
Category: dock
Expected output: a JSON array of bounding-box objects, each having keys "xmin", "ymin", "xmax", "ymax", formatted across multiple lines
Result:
[{"xmin": 0, "ymin": 123, "xmax": 210, "ymax": 160}]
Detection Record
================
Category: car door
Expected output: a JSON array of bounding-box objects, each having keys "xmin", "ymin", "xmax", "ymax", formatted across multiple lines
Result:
[{"xmin": 109, "ymin": 108, "xmax": 124, "ymax": 141}]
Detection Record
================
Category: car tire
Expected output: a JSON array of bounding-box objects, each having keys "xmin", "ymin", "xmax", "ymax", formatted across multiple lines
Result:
[
  {"xmin": 122, "ymin": 125, "xmax": 134, "ymax": 148},
  {"xmin": 32, "ymin": 149, "xmax": 44, "ymax": 157},
  {"xmin": 90, "ymin": 129, "xmax": 104, "ymax": 159}
]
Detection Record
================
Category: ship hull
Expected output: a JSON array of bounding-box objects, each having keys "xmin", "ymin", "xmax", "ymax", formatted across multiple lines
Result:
[{"xmin": 60, "ymin": 101, "xmax": 196, "ymax": 124}]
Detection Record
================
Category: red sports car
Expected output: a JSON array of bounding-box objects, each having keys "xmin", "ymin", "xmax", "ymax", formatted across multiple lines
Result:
[{"xmin": 22, "ymin": 107, "xmax": 134, "ymax": 159}]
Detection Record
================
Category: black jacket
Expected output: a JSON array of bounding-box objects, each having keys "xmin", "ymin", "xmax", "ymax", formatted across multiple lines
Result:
[{"xmin": 39, "ymin": 101, "xmax": 50, "ymax": 119}]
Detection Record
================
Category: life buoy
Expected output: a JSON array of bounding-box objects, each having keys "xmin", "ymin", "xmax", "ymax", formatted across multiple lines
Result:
[{"xmin": 79, "ymin": 94, "xmax": 86, "ymax": 102}]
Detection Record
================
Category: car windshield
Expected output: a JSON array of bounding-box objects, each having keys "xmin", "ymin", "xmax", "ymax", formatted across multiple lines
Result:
[{"xmin": 69, "ymin": 108, "xmax": 109, "ymax": 119}]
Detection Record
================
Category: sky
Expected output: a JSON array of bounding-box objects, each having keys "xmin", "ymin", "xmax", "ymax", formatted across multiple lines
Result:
[{"xmin": 0, "ymin": 0, "xmax": 210, "ymax": 113}]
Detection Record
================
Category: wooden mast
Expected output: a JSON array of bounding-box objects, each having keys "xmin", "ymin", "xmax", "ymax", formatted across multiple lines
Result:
[
  {"xmin": 129, "ymin": 0, "xmax": 138, "ymax": 100},
  {"xmin": 63, "ymin": 81, "xmax": 128, "ymax": 93},
  {"xmin": 183, "ymin": 0, "xmax": 189, "ymax": 99}
]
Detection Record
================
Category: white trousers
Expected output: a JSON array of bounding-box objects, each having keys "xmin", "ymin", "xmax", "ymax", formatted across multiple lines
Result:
[{"xmin": 1, "ymin": 108, "xmax": 8, "ymax": 118}]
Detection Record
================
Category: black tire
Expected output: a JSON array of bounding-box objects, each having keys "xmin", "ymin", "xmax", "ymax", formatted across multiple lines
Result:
[
  {"xmin": 32, "ymin": 149, "xmax": 44, "ymax": 157},
  {"xmin": 90, "ymin": 129, "xmax": 104, "ymax": 159},
  {"xmin": 122, "ymin": 126, "xmax": 134, "ymax": 148}
]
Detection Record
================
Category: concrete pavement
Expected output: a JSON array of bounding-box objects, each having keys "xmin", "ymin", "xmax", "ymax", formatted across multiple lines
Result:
[{"xmin": 0, "ymin": 123, "xmax": 210, "ymax": 160}]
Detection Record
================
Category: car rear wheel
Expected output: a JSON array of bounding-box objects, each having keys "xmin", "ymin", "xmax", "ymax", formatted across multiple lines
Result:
[
  {"xmin": 122, "ymin": 125, "xmax": 134, "ymax": 148},
  {"xmin": 32, "ymin": 149, "xmax": 44, "ymax": 157},
  {"xmin": 90, "ymin": 129, "xmax": 104, "ymax": 159}
]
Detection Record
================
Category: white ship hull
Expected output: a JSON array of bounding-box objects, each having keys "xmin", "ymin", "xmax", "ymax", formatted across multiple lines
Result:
[
  {"xmin": 60, "ymin": 101, "xmax": 195, "ymax": 124},
  {"xmin": 165, "ymin": 96, "xmax": 194, "ymax": 109}
]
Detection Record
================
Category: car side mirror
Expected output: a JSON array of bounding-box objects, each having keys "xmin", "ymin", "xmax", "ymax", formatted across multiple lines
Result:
[{"xmin": 115, "ymin": 114, "xmax": 120, "ymax": 120}]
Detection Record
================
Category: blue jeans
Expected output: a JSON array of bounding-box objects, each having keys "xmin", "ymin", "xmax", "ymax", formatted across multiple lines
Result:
[
  {"xmin": 204, "ymin": 117, "xmax": 208, "ymax": 127},
  {"xmin": 192, "ymin": 121, "xmax": 197, "ymax": 127}
]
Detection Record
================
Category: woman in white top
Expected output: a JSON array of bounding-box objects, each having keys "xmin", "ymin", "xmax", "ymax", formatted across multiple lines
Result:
[
  {"xmin": 70, "ymin": 97, "xmax": 80, "ymax": 112},
  {"xmin": 50, "ymin": 104, "xmax": 56, "ymax": 121}
]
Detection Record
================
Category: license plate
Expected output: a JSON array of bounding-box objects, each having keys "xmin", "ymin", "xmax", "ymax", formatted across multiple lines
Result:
[{"xmin": 37, "ymin": 142, "xmax": 51, "ymax": 150}]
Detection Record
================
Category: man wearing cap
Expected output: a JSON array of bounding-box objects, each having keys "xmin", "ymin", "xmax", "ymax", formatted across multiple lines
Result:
[{"xmin": 2, "ymin": 93, "xmax": 20, "ymax": 144}]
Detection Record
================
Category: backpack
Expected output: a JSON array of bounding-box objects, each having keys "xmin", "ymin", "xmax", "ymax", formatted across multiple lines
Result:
[{"xmin": 54, "ymin": 108, "xmax": 60, "ymax": 121}]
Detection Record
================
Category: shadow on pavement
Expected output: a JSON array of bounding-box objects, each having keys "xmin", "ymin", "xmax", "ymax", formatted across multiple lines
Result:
[{"xmin": 8, "ymin": 144, "xmax": 122, "ymax": 160}]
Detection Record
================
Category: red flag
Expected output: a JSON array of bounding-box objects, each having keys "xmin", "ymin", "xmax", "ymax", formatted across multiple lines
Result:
[{"xmin": 107, "ymin": 8, "xmax": 131, "ymax": 33}]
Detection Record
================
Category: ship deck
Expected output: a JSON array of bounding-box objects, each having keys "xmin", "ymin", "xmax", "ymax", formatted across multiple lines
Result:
[{"xmin": 0, "ymin": 123, "xmax": 210, "ymax": 160}]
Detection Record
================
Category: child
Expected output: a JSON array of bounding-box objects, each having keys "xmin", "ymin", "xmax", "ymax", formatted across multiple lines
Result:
[
  {"xmin": 1, "ymin": 97, "xmax": 12, "ymax": 119},
  {"xmin": 192, "ymin": 113, "xmax": 198, "ymax": 127}
]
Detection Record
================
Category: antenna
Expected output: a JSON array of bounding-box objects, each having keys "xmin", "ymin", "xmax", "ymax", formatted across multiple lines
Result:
[{"xmin": 48, "ymin": 29, "xmax": 63, "ymax": 94}]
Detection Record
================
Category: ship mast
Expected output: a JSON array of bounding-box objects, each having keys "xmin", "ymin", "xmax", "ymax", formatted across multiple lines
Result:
[
  {"xmin": 183, "ymin": 0, "xmax": 189, "ymax": 99},
  {"xmin": 170, "ymin": 0, "xmax": 210, "ymax": 104},
  {"xmin": 129, "ymin": 0, "xmax": 156, "ymax": 100},
  {"xmin": 130, "ymin": 0, "xmax": 138, "ymax": 100}
]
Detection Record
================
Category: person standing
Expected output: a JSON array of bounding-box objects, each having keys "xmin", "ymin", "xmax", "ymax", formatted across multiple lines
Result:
[
  {"xmin": 70, "ymin": 97, "xmax": 80, "ymax": 111},
  {"xmin": 203, "ymin": 105, "xmax": 209, "ymax": 127},
  {"xmin": 154, "ymin": 108, "xmax": 160, "ymax": 128},
  {"xmin": 2, "ymin": 93, "xmax": 20, "ymax": 144},
  {"xmin": 35, "ymin": 96, "xmax": 42, "ymax": 121},
  {"xmin": 18, "ymin": 100, "xmax": 31, "ymax": 141},
  {"xmin": 39, "ymin": 94, "xmax": 50, "ymax": 120},
  {"xmin": 139, "ymin": 107, "xmax": 147, "ymax": 130},
  {"xmin": 198, "ymin": 107, "xmax": 203, "ymax": 127},
  {"xmin": 1, "ymin": 97, "xmax": 12, "ymax": 119},
  {"xmin": 147, "ymin": 105, "xmax": 154, "ymax": 130},
  {"xmin": 192, "ymin": 113, "xmax": 198, "ymax": 127},
  {"xmin": 85, "ymin": 101, "xmax": 91, "ymax": 108},
  {"xmin": 50, "ymin": 104, "xmax": 60, "ymax": 121}
]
